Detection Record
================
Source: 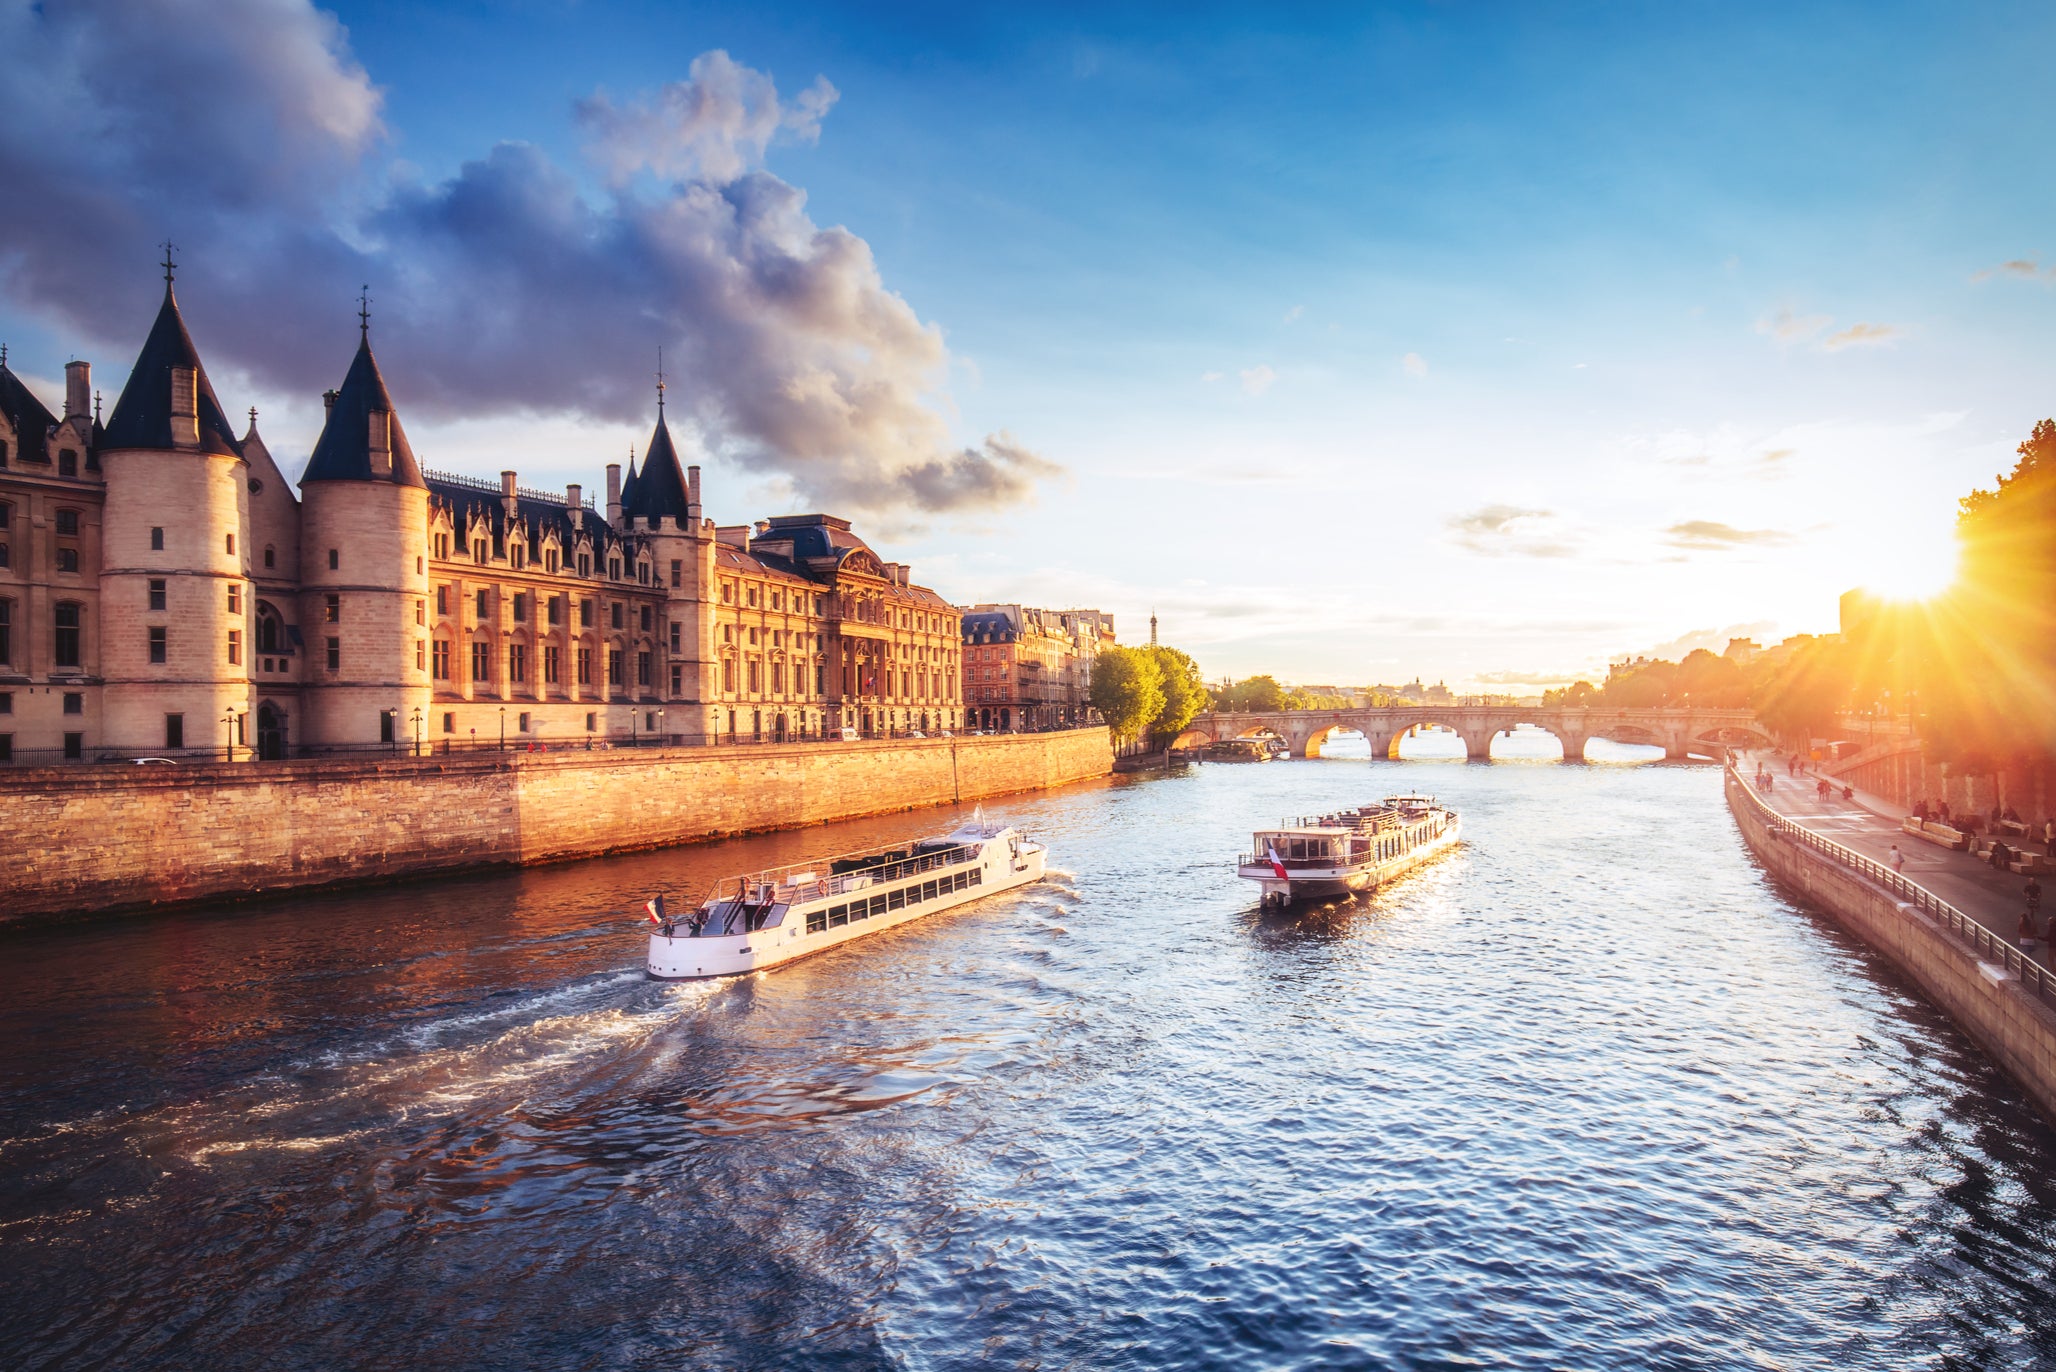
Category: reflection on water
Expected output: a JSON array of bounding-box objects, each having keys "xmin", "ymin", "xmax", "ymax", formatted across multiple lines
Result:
[{"xmin": 6, "ymin": 757, "xmax": 2056, "ymax": 1369}]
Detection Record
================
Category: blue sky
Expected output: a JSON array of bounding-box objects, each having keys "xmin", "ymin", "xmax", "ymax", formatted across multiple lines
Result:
[{"xmin": 4, "ymin": 1, "xmax": 2053, "ymax": 689}]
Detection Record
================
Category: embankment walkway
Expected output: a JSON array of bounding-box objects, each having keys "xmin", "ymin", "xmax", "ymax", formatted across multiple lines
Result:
[{"xmin": 1739, "ymin": 750, "xmax": 2049, "ymax": 966}]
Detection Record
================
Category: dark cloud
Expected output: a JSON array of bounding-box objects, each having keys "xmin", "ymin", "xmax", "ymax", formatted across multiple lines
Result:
[
  {"xmin": 0, "ymin": 4, "xmax": 1052, "ymax": 517},
  {"xmin": 1663, "ymin": 520, "xmax": 1793, "ymax": 550}
]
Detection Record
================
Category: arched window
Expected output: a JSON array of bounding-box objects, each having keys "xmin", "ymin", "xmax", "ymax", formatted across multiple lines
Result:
[{"xmin": 255, "ymin": 602, "xmax": 285, "ymax": 655}]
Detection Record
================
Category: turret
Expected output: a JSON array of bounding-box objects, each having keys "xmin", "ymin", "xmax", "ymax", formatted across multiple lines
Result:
[
  {"xmin": 624, "ymin": 401, "xmax": 712, "ymax": 727},
  {"xmin": 97, "ymin": 270, "xmax": 254, "ymax": 754},
  {"xmin": 294, "ymin": 307, "xmax": 431, "ymax": 748}
]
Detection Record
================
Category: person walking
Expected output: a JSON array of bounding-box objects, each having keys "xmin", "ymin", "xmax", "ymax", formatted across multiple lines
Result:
[
  {"xmin": 2021, "ymin": 905, "xmax": 2039, "ymax": 953},
  {"xmin": 1890, "ymin": 844, "xmax": 1905, "ymax": 873}
]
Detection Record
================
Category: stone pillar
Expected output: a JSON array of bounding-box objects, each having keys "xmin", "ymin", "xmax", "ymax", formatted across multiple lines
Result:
[
  {"xmin": 1458, "ymin": 727, "xmax": 1497, "ymax": 761},
  {"xmin": 1556, "ymin": 730, "xmax": 1590, "ymax": 763}
]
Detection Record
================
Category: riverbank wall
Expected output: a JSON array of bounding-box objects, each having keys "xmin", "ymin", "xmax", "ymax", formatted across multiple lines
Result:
[
  {"xmin": 0, "ymin": 728, "xmax": 1113, "ymax": 921},
  {"xmin": 1726, "ymin": 768, "xmax": 2056, "ymax": 1125}
]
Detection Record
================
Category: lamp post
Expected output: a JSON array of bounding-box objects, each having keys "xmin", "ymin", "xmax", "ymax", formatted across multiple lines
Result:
[
  {"xmin": 498, "ymin": 705, "xmax": 506, "ymax": 752},
  {"xmin": 222, "ymin": 710, "xmax": 235, "ymax": 763},
  {"xmin": 411, "ymin": 707, "xmax": 423, "ymax": 757},
  {"xmin": 657, "ymin": 708, "xmax": 665, "ymax": 747}
]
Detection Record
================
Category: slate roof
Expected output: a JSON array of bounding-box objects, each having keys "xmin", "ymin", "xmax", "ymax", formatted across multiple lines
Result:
[
  {"xmin": 962, "ymin": 610, "xmax": 1018, "ymax": 643},
  {"xmin": 623, "ymin": 414, "xmax": 692, "ymax": 522},
  {"xmin": 301, "ymin": 337, "xmax": 425, "ymax": 487},
  {"xmin": 425, "ymin": 477, "xmax": 646, "ymax": 570},
  {"xmin": 758, "ymin": 513, "xmax": 878, "ymax": 565},
  {"xmin": 101, "ymin": 287, "xmax": 243, "ymax": 457},
  {"xmin": 618, "ymin": 455, "xmax": 640, "ymax": 513},
  {"xmin": 0, "ymin": 362, "xmax": 58, "ymax": 462}
]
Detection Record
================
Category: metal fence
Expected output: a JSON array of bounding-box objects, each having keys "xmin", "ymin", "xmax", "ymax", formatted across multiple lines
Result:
[{"xmin": 1728, "ymin": 765, "xmax": 2056, "ymax": 1010}]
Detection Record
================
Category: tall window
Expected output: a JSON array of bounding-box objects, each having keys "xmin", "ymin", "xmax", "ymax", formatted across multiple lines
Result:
[
  {"xmin": 513, "ymin": 593, "xmax": 527, "ymax": 623},
  {"xmin": 432, "ymin": 639, "xmax": 451, "ymax": 680},
  {"xmin": 638, "ymin": 651, "xmax": 651, "ymax": 686},
  {"xmin": 58, "ymin": 449, "xmax": 76, "ymax": 477},
  {"xmin": 149, "ymin": 626, "xmax": 166, "ymax": 664},
  {"xmin": 54, "ymin": 603, "xmax": 81, "ymax": 667},
  {"xmin": 472, "ymin": 641, "xmax": 490, "ymax": 683},
  {"xmin": 608, "ymin": 648, "xmax": 623, "ymax": 686},
  {"xmin": 548, "ymin": 596, "xmax": 562, "ymax": 626},
  {"xmin": 436, "ymin": 585, "xmax": 448, "ymax": 615},
  {"xmin": 670, "ymin": 623, "xmax": 681, "ymax": 653},
  {"xmin": 227, "ymin": 630, "xmax": 241, "ymax": 666},
  {"xmin": 165, "ymin": 715, "xmax": 183, "ymax": 749},
  {"xmin": 640, "ymin": 605, "xmax": 652, "ymax": 632},
  {"xmin": 748, "ymin": 660, "xmax": 761, "ymax": 692},
  {"xmin": 328, "ymin": 548, "xmax": 339, "ymax": 570},
  {"xmin": 544, "ymin": 645, "xmax": 560, "ymax": 685},
  {"xmin": 610, "ymin": 602, "xmax": 623, "ymax": 630},
  {"xmin": 580, "ymin": 599, "xmax": 594, "ymax": 628},
  {"xmin": 772, "ymin": 661, "xmax": 784, "ymax": 693},
  {"xmin": 415, "ymin": 639, "xmax": 425, "ymax": 671},
  {"xmin": 0, "ymin": 599, "xmax": 11, "ymax": 665},
  {"xmin": 508, "ymin": 642, "xmax": 527, "ymax": 683},
  {"xmin": 670, "ymin": 559, "xmax": 682, "ymax": 588},
  {"xmin": 256, "ymin": 604, "xmax": 283, "ymax": 654},
  {"xmin": 264, "ymin": 546, "xmax": 275, "ymax": 568},
  {"xmin": 55, "ymin": 509, "xmax": 78, "ymax": 535},
  {"xmin": 577, "ymin": 646, "xmax": 592, "ymax": 684},
  {"xmin": 325, "ymin": 637, "xmax": 340, "ymax": 670},
  {"xmin": 149, "ymin": 579, "xmax": 167, "ymax": 611},
  {"xmin": 324, "ymin": 594, "xmax": 340, "ymax": 623},
  {"xmin": 415, "ymin": 598, "xmax": 425, "ymax": 626},
  {"xmin": 723, "ymin": 659, "xmax": 734, "ymax": 692},
  {"xmin": 475, "ymin": 588, "xmax": 489, "ymax": 620},
  {"xmin": 151, "ymin": 527, "xmax": 163, "ymax": 550},
  {"xmin": 227, "ymin": 583, "xmax": 241, "ymax": 614}
]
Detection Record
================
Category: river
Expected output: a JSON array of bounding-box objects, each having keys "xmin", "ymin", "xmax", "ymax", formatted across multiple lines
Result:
[{"xmin": 6, "ymin": 737, "xmax": 2056, "ymax": 1370}]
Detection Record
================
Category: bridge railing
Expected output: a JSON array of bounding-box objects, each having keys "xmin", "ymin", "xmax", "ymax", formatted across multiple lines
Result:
[{"xmin": 1727, "ymin": 764, "xmax": 2056, "ymax": 1012}]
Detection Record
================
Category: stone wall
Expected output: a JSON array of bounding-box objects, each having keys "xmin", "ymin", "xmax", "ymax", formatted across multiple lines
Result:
[
  {"xmin": 1727, "ymin": 769, "xmax": 2056, "ymax": 1125},
  {"xmin": 0, "ymin": 727, "xmax": 1113, "ymax": 920}
]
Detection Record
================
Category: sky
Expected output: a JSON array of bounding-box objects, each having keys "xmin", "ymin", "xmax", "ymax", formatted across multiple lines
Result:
[{"xmin": 3, "ymin": 0, "xmax": 2054, "ymax": 691}]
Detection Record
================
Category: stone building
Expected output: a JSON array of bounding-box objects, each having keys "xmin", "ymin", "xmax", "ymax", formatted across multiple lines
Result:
[
  {"xmin": 959, "ymin": 604, "xmax": 1115, "ymax": 732},
  {"xmin": 0, "ymin": 275, "xmax": 962, "ymax": 762}
]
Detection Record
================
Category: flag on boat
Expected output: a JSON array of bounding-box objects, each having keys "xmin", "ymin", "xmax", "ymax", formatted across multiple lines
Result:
[
  {"xmin": 1266, "ymin": 842, "xmax": 1289, "ymax": 882},
  {"xmin": 645, "ymin": 895, "xmax": 667, "ymax": 926}
]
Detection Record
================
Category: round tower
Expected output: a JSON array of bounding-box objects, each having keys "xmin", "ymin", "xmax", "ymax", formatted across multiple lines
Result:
[
  {"xmin": 295, "ymin": 319, "xmax": 431, "ymax": 748},
  {"xmin": 98, "ymin": 276, "xmax": 256, "ymax": 755}
]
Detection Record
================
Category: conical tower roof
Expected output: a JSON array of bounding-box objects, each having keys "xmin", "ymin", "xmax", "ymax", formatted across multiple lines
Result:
[
  {"xmin": 0, "ymin": 356, "xmax": 59, "ymax": 463},
  {"xmin": 619, "ymin": 453, "xmax": 641, "ymax": 511},
  {"xmin": 301, "ymin": 335, "xmax": 425, "ymax": 487},
  {"xmin": 624, "ymin": 412, "xmax": 691, "ymax": 522},
  {"xmin": 102, "ymin": 286, "xmax": 244, "ymax": 458}
]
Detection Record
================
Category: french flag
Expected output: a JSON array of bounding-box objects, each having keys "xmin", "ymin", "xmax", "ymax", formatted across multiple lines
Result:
[
  {"xmin": 1266, "ymin": 842, "xmax": 1289, "ymax": 882},
  {"xmin": 645, "ymin": 895, "xmax": 667, "ymax": 926}
]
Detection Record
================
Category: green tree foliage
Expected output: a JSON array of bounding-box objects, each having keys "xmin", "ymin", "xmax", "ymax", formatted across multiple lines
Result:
[
  {"xmin": 1752, "ymin": 637, "xmax": 1854, "ymax": 746},
  {"xmin": 1147, "ymin": 646, "xmax": 1207, "ymax": 744},
  {"xmin": 1089, "ymin": 647, "xmax": 1166, "ymax": 745},
  {"xmin": 1209, "ymin": 674, "xmax": 1288, "ymax": 712},
  {"xmin": 1918, "ymin": 417, "xmax": 2056, "ymax": 768},
  {"xmin": 1542, "ymin": 680, "xmax": 1600, "ymax": 707}
]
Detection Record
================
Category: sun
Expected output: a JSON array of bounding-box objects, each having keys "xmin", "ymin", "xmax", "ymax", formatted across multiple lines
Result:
[{"xmin": 1856, "ymin": 527, "xmax": 1961, "ymax": 602}]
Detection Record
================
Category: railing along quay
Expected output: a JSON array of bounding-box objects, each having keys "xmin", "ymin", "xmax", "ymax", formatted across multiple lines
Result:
[{"xmin": 1729, "ymin": 765, "xmax": 2056, "ymax": 1011}]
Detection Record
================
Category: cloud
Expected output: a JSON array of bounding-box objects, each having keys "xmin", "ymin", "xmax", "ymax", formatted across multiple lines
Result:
[
  {"xmin": 1401, "ymin": 352, "xmax": 1429, "ymax": 378},
  {"xmin": 1281, "ymin": 304, "xmax": 1303, "ymax": 324},
  {"xmin": 1821, "ymin": 322, "xmax": 1901, "ymax": 351},
  {"xmin": 0, "ymin": 7, "xmax": 1049, "ymax": 517},
  {"xmin": 1447, "ymin": 504, "xmax": 1578, "ymax": 558},
  {"xmin": 577, "ymin": 51, "xmax": 836, "ymax": 186},
  {"xmin": 1663, "ymin": 520, "xmax": 1794, "ymax": 550},
  {"xmin": 1755, "ymin": 308, "xmax": 1831, "ymax": 344},
  {"xmin": 1239, "ymin": 364, "xmax": 1276, "ymax": 396},
  {"xmin": 1200, "ymin": 370, "xmax": 1224, "ymax": 383},
  {"xmin": 1973, "ymin": 258, "xmax": 2047, "ymax": 282},
  {"xmin": 1631, "ymin": 621, "xmax": 1780, "ymax": 662}
]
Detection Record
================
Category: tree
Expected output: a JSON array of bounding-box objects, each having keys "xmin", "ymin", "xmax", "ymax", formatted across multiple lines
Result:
[
  {"xmin": 1753, "ymin": 637, "xmax": 1853, "ymax": 748},
  {"xmin": 1543, "ymin": 680, "xmax": 1599, "ymax": 708},
  {"xmin": 1089, "ymin": 647, "xmax": 1165, "ymax": 745},
  {"xmin": 1147, "ymin": 646, "xmax": 1206, "ymax": 745}
]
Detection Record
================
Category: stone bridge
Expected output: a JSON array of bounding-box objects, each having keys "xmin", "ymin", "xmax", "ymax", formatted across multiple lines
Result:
[{"xmin": 1176, "ymin": 706, "xmax": 1774, "ymax": 762}]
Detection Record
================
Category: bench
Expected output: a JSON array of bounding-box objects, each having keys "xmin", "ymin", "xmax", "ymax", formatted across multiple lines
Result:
[{"xmin": 1903, "ymin": 816, "xmax": 1969, "ymax": 850}]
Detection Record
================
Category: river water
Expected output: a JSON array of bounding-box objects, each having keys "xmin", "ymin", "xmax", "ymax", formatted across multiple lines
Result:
[{"xmin": 7, "ymin": 737, "xmax": 2056, "ymax": 1370}]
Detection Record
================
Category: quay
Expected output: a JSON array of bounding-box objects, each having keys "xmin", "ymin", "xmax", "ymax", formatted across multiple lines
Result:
[
  {"xmin": 1727, "ymin": 753, "xmax": 2056, "ymax": 1124},
  {"xmin": 0, "ymin": 727, "xmax": 1111, "ymax": 922}
]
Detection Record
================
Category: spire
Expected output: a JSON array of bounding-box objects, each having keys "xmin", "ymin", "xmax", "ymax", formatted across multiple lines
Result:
[
  {"xmin": 161, "ymin": 240, "xmax": 176, "ymax": 289},
  {"xmin": 301, "ymin": 323, "xmax": 424, "ymax": 487},
  {"xmin": 619, "ymin": 446, "xmax": 641, "ymax": 512},
  {"xmin": 623, "ymin": 398, "xmax": 691, "ymax": 523},
  {"xmin": 102, "ymin": 266, "xmax": 243, "ymax": 457},
  {"xmin": 656, "ymin": 346, "xmax": 666, "ymax": 416},
  {"xmin": 358, "ymin": 284, "xmax": 371, "ymax": 342}
]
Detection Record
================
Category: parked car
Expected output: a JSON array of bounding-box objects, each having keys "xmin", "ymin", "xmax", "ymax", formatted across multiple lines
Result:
[
  {"xmin": 131, "ymin": 757, "xmax": 177, "ymax": 765},
  {"xmin": 837, "ymin": 726, "xmax": 860, "ymax": 742}
]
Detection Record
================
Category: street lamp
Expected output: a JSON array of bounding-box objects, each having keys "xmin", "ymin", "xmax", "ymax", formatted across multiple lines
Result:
[
  {"xmin": 411, "ymin": 707, "xmax": 423, "ymax": 757},
  {"xmin": 221, "ymin": 710, "xmax": 235, "ymax": 763},
  {"xmin": 657, "ymin": 708, "xmax": 665, "ymax": 746},
  {"xmin": 498, "ymin": 705, "xmax": 506, "ymax": 751}
]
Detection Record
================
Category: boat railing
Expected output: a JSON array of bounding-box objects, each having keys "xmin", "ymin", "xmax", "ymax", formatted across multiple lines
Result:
[{"xmin": 702, "ymin": 841, "xmax": 984, "ymax": 907}]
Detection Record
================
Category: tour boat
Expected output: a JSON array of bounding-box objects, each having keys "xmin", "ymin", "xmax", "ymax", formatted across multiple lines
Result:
[
  {"xmin": 646, "ymin": 810, "xmax": 1047, "ymax": 979},
  {"xmin": 1207, "ymin": 738, "xmax": 1273, "ymax": 763},
  {"xmin": 1238, "ymin": 794, "xmax": 1460, "ymax": 907}
]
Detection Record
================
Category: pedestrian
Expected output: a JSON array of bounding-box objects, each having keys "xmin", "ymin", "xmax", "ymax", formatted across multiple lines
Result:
[
  {"xmin": 2022, "ymin": 906, "xmax": 2039, "ymax": 953},
  {"xmin": 2029, "ymin": 876, "xmax": 2043, "ymax": 920},
  {"xmin": 1991, "ymin": 841, "xmax": 2011, "ymax": 870},
  {"xmin": 1890, "ymin": 844, "xmax": 1905, "ymax": 873},
  {"xmin": 1842, "ymin": 785, "xmax": 1854, "ymax": 801}
]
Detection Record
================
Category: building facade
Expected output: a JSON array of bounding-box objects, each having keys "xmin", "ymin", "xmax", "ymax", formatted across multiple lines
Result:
[
  {"xmin": 959, "ymin": 604, "xmax": 1115, "ymax": 732},
  {"xmin": 0, "ymin": 277, "xmax": 962, "ymax": 762}
]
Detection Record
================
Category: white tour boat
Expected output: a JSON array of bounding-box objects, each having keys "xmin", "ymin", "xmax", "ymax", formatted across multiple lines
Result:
[
  {"xmin": 646, "ymin": 811, "xmax": 1047, "ymax": 979},
  {"xmin": 1238, "ymin": 794, "xmax": 1460, "ymax": 908}
]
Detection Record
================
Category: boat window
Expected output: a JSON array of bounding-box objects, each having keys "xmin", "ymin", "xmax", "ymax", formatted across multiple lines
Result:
[
  {"xmin": 970, "ymin": 869, "xmax": 983, "ymax": 886},
  {"xmin": 828, "ymin": 905, "xmax": 849, "ymax": 928},
  {"xmin": 888, "ymin": 887, "xmax": 907, "ymax": 911},
  {"xmin": 922, "ymin": 879, "xmax": 938, "ymax": 901},
  {"xmin": 808, "ymin": 910, "xmax": 828, "ymax": 934},
  {"xmin": 868, "ymin": 895, "xmax": 888, "ymax": 917}
]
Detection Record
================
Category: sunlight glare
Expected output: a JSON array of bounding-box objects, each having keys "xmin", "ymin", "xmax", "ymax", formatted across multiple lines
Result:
[{"xmin": 1855, "ymin": 526, "xmax": 1960, "ymax": 602}]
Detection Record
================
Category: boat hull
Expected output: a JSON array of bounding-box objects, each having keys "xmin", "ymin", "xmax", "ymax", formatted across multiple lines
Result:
[
  {"xmin": 648, "ymin": 841, "xmax": 1046, "ymax": 980},
  {"xmin": 1238, "ymin": 817, "xmax": 1461, "ymax": 906}
]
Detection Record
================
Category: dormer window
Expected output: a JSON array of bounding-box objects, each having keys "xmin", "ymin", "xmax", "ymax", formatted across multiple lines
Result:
[
  {"xmin": 608, "ymin": 557, "xmax": 621, "ymax": 581},
  {"xmin": 58, "ymin": 449, "xmax": 77, "ymax": 478},
  {"xmin": 578, "ymin": 553, "xmax": 590, "ymax": 577}
]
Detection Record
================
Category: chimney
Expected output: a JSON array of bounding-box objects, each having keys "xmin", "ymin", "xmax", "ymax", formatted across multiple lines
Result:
[
  {"xmin": 606, "ymin": 462, "xmax": 622, "ymax": 524},
  {"xmin": 566, "ymin": 482, "xmax": 582, "ymax": 511},
  {"xmin": 64, "ymin": 360, "xmax": 89, "ymax": 420},
  {"xmin": 686, "ymin": 464, "xmax": 701, "ymax": 521},
  {"xmin": 501, "ymin": 470, "xmax": 518, "ymax": 517},
  {"xmin": 169, "ymin": 367, "xmax": 198, "ymax": 446},
  {"xmin": 368, "ymin": 409, "xmax": 392, "ymax": 477},
  {"xmin": 323, "ymin": 389, "xmax": 338, "ymax": 416}
]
